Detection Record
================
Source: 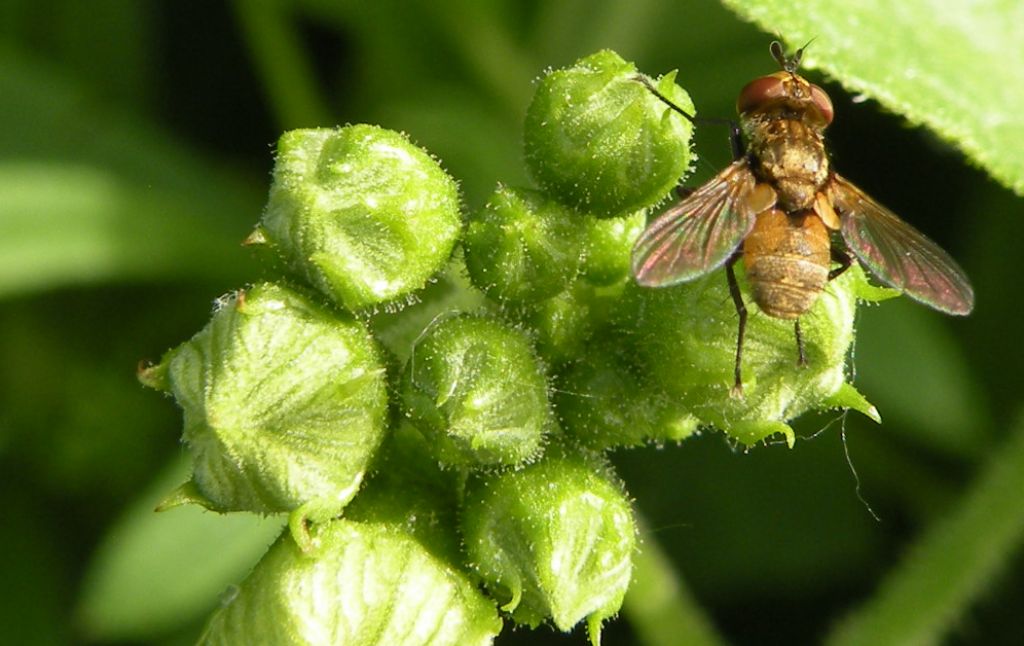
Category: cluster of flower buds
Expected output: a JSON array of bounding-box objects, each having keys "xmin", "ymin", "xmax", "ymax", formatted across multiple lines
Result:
[{"xmin": 144, "ymin": 49, "xmax": 882, "ymax": 645}]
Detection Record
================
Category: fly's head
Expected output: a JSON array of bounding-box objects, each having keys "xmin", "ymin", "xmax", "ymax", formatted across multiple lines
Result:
[{"xmin": 736, "ymin": 41, "xmax": 834, "ymax": 129}]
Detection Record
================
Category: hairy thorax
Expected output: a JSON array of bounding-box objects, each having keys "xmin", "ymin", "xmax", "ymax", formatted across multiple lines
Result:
[{"xmin": 745, "ymin": 117, "xmax": 829, "ymax": 212}]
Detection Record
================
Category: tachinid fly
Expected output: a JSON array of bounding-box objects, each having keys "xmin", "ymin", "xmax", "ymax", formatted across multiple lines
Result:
[{"xmin": 631, "ymin": 41, "xmax": 974, "ymax": 395}]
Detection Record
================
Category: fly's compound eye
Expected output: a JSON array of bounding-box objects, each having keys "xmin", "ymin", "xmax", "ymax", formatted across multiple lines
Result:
[
  {"xmin": 809, "ymin": 83, "xmax": 834, "ymax": 125},
  {"xmin": 736, "ymin": 73, "xmax": 788, "ymax": 115}
]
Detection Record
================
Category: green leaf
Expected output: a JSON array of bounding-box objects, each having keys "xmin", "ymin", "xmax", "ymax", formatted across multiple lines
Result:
[
  {"xmin": 0, "ymin": 51, "xmax": 260, "ymax": 297},
  {"xmin": 721, "ymin": 0, "xmax": 1024, "ymax": 195},
  {"xmin": 0, "ymin": 163, "xmax": 251, "ymax": 297},
  {"xmin": 0, "ymin": 495, "xmax": 68, "ymax": 645},
  {"xmin": 855, "ymin": 299, "xmax": 990, "ymax": 457},
  {"xmin": 76, "ymin": 457, "xmax": 287, "ymax": 642}
]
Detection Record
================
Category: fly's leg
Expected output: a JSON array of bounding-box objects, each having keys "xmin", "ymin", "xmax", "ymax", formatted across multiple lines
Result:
[
  {"xmin": 633, "ymin": 75, "xmax": 745, "ymax": 159},
  {"xmin": 794, "ymin": 319, "xmax": 807, "ymax": 366},
  {"xmin": 633, "ymin": 75, "xmax": 696, "ymax": 123},
  {"xmin": 674, "ymin": 185, "xmax": 696, "ymax": 200},
  {"xmin": 829, "ymin": 247, "xmax": 853, "ymax": 281},
  {"xmin": 727, "ymin": 121, "xmax": 744, "ymax": 160},
  {"xmin": 829, "ymin": 246, "xmax": 859, "ymax": 382},
  {"xmin": 725, "ymin": 254, "xmax": 747, "ymax": 397}
]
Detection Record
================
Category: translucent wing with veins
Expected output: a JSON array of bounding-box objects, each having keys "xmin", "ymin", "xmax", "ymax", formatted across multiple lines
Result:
[
  {"xmin": 632, "ymin": 160, "xmax": 774, "ymax": 286},
  {"xmin": 829, "ymin": 174, "xmax": 974, "ymax": 315}
]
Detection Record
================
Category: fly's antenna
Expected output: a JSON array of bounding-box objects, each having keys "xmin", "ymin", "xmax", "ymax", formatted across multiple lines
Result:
[
  {"xmin": 770, "ymin": 39, "xmax": 815, "ymax": 74},
  {"xmin": 770, "ymin": 40, "xmax": 790, "ymax": 71}
]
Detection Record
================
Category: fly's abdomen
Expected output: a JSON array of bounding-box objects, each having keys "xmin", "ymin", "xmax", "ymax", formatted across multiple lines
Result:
[{"xmin": 742, "ymin": 209, "xmax": 830, "ymax": 319}]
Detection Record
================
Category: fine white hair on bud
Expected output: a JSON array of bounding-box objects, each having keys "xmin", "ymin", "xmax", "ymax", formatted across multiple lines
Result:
[{"xmin": 261, "ymin": 125, "xmax": 462, "ymax": 313}]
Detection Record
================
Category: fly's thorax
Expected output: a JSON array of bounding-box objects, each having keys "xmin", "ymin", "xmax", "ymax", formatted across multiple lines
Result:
[
  {"xmin": 744, "ymin": 116, "xmax": 829, "ymax": 212},
  {"xmin": 742, "ymin": 208, "xmax": 831, "ymax": 319}
]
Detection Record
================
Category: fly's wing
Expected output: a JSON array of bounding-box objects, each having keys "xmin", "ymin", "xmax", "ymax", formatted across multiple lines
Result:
[
  {"xmin": 631, "ymin": 160, "xmax": 760, "ymax": 287},
  {"xmin": 828, "ymin": 174, "xmax": 974, "ymax": 315}
]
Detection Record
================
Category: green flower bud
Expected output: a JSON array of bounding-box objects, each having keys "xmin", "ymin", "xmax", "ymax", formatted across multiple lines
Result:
[
  {"xmin": 367, "ymin": 260, "xmax": 489, "ymax": 363},
  {"xmin": 626, "ymin": 265, "xmax": 882, "ymax": 445},
  {"xmin": 461, "ymin": 447, "xmax": 635, "ymax": 643},
  {"xmin": 463, "ymin": 185, "xmax": 585, "ymax": 303},
  {"xmin": 150, "ymin": 283, "xmax": 388, "ymax": 521},
  {"xmin": 518, "ymin": 280, "xmax": 625, "ymax": 366},
  {"xmin": 400, "ymin": 315, "xmax": 552, "ymax": 468},
  {"xmin": 524, "ymin": 50, "xmax": 694, "ymax": 218},
  {"xmin": 555, "ymin": 338, "xmax": 699, "ymax": 450},
  {"xmin": 345, "ymin": 422, "xmax": 464, "ymax": 560},
  {"xmin": 198, "ymin": 519, "xmax": 501, "ymax": 646},
  {"xmin": 521, "ymin": 282, "xmax": 598, "ymax": 366},
  {"xmin": 260, "ymin": 125, "xmax": 461, "ymax": 311},
  {"xmin": 580, "ymin": 210, "xmax": 647, "ymax": 286}
]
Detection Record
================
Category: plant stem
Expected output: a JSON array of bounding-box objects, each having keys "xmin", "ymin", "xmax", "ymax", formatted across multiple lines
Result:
[
  {"xmin": 826, "ymin": 411, "xmax": 1024, "ymax": 646},
  {"xmin": 428, "ymin": 0, "xmax": 535, "ymax": 118},
  {"xmin": 624, "ymin": 515, "xmax": 730, "ymax": 646},
  {"xmin": 232, "ymin": 0, "xmax": 332, "ymax": 128}
]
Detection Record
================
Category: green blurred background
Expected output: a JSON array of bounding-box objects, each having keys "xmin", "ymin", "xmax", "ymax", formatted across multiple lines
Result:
[{"xmin": 1, "ymin": 1, "xmax": 1021, "ymax": 644}]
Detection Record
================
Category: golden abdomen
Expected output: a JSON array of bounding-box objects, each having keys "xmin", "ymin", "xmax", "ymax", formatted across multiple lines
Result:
[{"xmin": 742, "ymin": 208, "xmax": 830, "ymax": 319}]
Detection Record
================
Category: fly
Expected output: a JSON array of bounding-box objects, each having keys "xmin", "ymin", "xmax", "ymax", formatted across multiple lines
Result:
[{"xmin": 631, "ymin": 41, "xmax": 974, "ymax": 396}]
